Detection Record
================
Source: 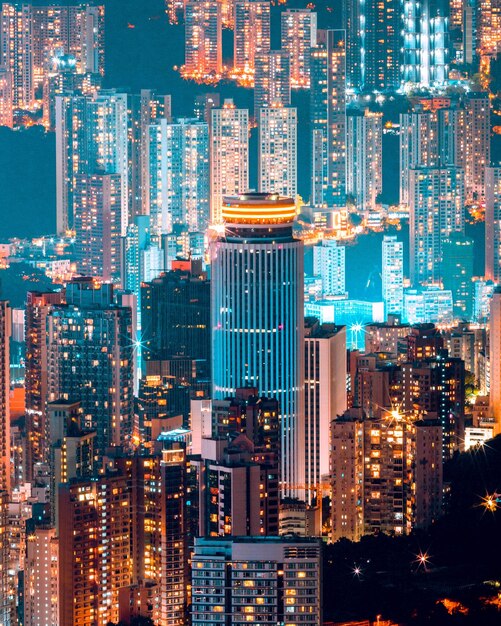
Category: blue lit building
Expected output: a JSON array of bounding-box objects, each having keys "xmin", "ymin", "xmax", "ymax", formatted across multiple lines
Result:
[
  {"xmin": 211, "ymin": 193, "xmax": 304, "ymax": 495},
  {"xmin": 310, "ymin": 29, "xmax": 346, "ymax": 207},
  {"xmin": 147, "ymin": 118, "xmax": 210, "ymax": 236},
  {"xmin": 304, "ymin": 297, "xmax": 384, "ymax": 350},
  {"xmin": 403, "ymin": 287, "xmax": 453, "ymax": 325}
]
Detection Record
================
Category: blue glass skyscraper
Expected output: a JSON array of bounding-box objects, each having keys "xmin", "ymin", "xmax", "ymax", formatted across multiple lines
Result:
[{"xmin": 211, "ymin": 193, "xmax": 304, "ymax": 494}]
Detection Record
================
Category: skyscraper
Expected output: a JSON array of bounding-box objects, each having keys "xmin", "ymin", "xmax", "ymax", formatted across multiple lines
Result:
[
  {"xmin": 194, "ymin": 92, "xmax": 220, "ymax": 124},
  {"xmin": 400, "ymin": 97, "xmax": 488, "ymax": 205},
  {"xmin": 310, "ymin": 29, "xmax": 346, "ymax": 207},
  {"xmin": 0, "ymin": 2, "xmax": 105, "ymax": 112},
  {"xmin": 58, "ymin": 448, "xmax": 189, "ymax": 626},
  {"xmin": 304, "ymin": 319, "xmax": 346, "ymax": 505},
  {"xmin": 399, "ymin": 109, "xmax": 440, "ymax": 207},
  {"xmin": 184, "ymin": 0, "xmax": 222, "ymax": 77},
  {"xmin": 211, "ymin": 193, "xmax": 304, "ymax": 494},
  {"xmin": 0, "ymin": 491, "xmax": 9, "ymax": 625},
  {"xmin": 401, "ymin": 0, "xmax": 450, "ymax": 87},
  {"xmin": 74, "ymin": 172, "xmax": 123, "ymax": 281},
  {"xmin": 382, "ymin": 236, "xmax": 404, "ymax": 315},
  {"xmin": 313, "ymin": 239, "xmax": 346, "ymax": 296},
  {"xmin": 42, "ymin": 54, "xmax": 102, "ymax": 131},
  {"xmin": 24, "ymin": 523, "xmax": 59, "ymax": 626},
  {"xmin": 141, "ymin": 264, "xmax": 211, "ymax": 382},
  {"xmin": 0, "ymin": 300, "xmax": 10, "ymax": 495},
  {"xmin": 0, "ymin": 68, "xmax": 12, "ymax": 127},
  {"xmin": 490, "ymin": 289, "xmax": 501, "ymax": 435},
  {"xmin": 46, "ymin": 278, "xmax": 134, "ymax": 454},
  {"xmin": 464, "ymin": 93, "xmax": 490, "ymax": 202},
  {"xmin": 330, "ymin": 410, "xmax": 364, "ymax": 541},
  {"xmin": 147, "ymin": 117, "xmax": 210, "ymax": 235},
  {"xmin": 56, "ymin": 90, "xmax": 128, "ymax": 233},
  {"xmin": 280, "ymin": 8, "xmax": 317, "ymax": 88},
  {"xmin": 233, "ymin": 0, "xmax": 270, "ymax": 77},
  {"xmin": 128, "ymin": 89, "xmax": 172, "ymax": 219},
  {"xmin": 258, "ymin": 106, "xmax": 297, "ymax": 198},
  {"xmin": 210, "ymin": 99, "xmax": 249, "ymax": 223},
  {"xmin": 346, "ymin": 108, "xmax": 383, "ymax": 213},
  {"xmin": 409, "ymin": 166, "xmax": 465, "ymax": 286},
  {"xmin": 441, "ymin": 232, "xmax": 474, "ymax": 319},
  {"xmin": 0, "ymin": 2, "xmax": 33, "ymax": 107},
  {"xmin": 254, "ymin": 50, "xmax": 290, "ymax": 111},
  {"xmin": 344, "ymin": 0, "xmax": 401, "ymax": 91},
  {"xmin": 25, "ymin": 290, "xmax": 65, "ymax": 482},
  {"xmin": 486, "ymin": 167, "xmax": 501, "ymax": 282},
  {"xmin": 31, "ymin": 2, "xmax": 105, "ymax": 86}
]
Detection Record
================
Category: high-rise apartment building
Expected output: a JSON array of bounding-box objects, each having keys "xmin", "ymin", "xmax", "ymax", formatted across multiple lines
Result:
[
  {"xmin": 441, "ymin": 232, "xmax": 474, "ymax": 319},
  {"xmin": 304, "ymin": 319, "xmax": 346, "ymax": 505},
  {"xmin": 313, "ymin": 239, "xmax": 346, "ymax": 296},
  {"xmin": 58, "ymin": 480, "xmax": 99, "ymax": 625},
  {"xmin": 211, "ymin": 193, "xmax": 304, "ymax": 494},
  {"xmin": 147, "ymin": 117, "xmax": 209, "ymax": 235},
  {"xmin": 400, "ymin": 109, "xmax": 441, "ymax": 206},
  {"xmin": 184, "ymin": 1, "xmax": 222, "ymax": 77},
  {"xmin": 310, "ymin": 29, "xmax": 346, "ymax": 207},
  {"xmin": 331, "ymin": 411, "xmax": 443, "ymax": 541},
  {"xmin": 191, "ymin": 537, "xmax": 322, "ymax": 626},
  {"xmin": 0, "ymin": 2, "xmax": 104, "ymax": 112},
  {"xmin": 258, "ymin": 106, "xmax": 297, "ymax": 198},
  {"xmin": 141, "ymin": 264, "xmax": 211, "ymax": 381},
  {"xmin": 346, "ymin": 108, "xmax": 383, "ymax": 213},
  {"xmin": 74, "ymin": 172, "xmax": 123, "ymax": 281},
  {"xmin": 0, "ymin": 301, "xmax": 10, "ymax": 495},
  {"xmin": 409, "ymin": 166, "xmax": 465, "ymax": 286},
  {"xmin": 190, "ymin": 389, "xmax": 280, "ymax": 535},
  {"xmin": 233, "ymin": 0, "xmax": 270, "ymax": 76},
  {"xmin": 280, "ymin": 8, "xmax": 317, "ymax": 88},
  {"xmin": 210, "ymin": 99, "xmax": 249, "ymax": 223},
  {"xmin": 342, "ymin": 0, "xmax": 401, "ymax": 91},
  {"xmin": 24, "ymin": 523, "xmax": 58, "ymax": 626},
  {"xmin": 194, "ymin": 92, "xmax": 220, "ymax": 124},
  {"xmin": 330, "ymin": 409, "xmax": 364, "ymax": 542},
  {"xmin": 58, "ymin": 447, "xmax": 189, "ymax": 626},
  {"xmin": 486, "ymin": 167, "xmax": 501, "ymax": 282},
  {"xmin": 56, "ymin": 90, "xmax": 128, "ymax": 233},
  {"xmin": 382, "ymin": 235, "xmax": 404, "ymax": 316},
  {"xmin": 489, "ymin": 289, "xmax": 501, "ymax": 436},
  {"xmin": 403, "ymin": 287, "xmax": 454, "ymax": 325},
  {"xmin": 0, "ymin": 68, "xmax": 12, "ymax": 127},
  {"xmin": 400, "ymin": 97, "xmax": 488, "ymax": 205},
  {"xmin": 0, "ymin": 491, "xmax": 9, "ymax": 625},
  {"xmin": 25, "ymin": 290, "xmax": 65, "ymax": 481},
  {"xmin": 414, "ymin": 419, "xmax": 444, "ymax": 529},
  {"xmin": 400, "ymin": 351, "xmax": 465, "ymax": 459},
  {"xmin": 254, "ymin": 50, "xmax": 290, "ymax": 111},
  {"xmin": 0, "ymin": 2, "xmax": 33, "ymax": 107},
  {"xmin": 401, "ymin": 0, "xmax": 450, "ymax": 87},
  {"xmin": 46, "ymin": 278, "xmax": 134, "ymax": 454},
  {"xmin": 128, "ymin": 89, "xmax": 172, "ymax": 219},
  {"xmin": 122, "ymin": 215, "xmax": 164, "ymax": 360},
  {"xmin": 42, "ymin": 54, "xmax": 102, "ymax": 131},
  {"xmin": 477, "ymin": 0, "xmax": 501, "ymax": 56},
  {"xmin": 191, "ymin": 438, "xmax": 265, "ymax": 536},
  {"xmin": 464, "ymin": 93, "xmax": 490, "ymax": 201},
  {"xmin": 31, "ymin": 2, "xmax": 105, "ymax": 87}
]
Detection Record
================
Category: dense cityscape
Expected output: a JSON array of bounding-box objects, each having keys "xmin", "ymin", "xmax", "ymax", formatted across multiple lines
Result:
[{"xmin": 0, "ymin": 0, "xmax": 501, "ymax": 624}]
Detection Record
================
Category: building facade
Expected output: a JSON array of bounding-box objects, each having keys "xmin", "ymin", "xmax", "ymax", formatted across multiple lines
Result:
[{"xmin": 211, "ymin": 193, "xmax": 304, "ymax": 494}]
